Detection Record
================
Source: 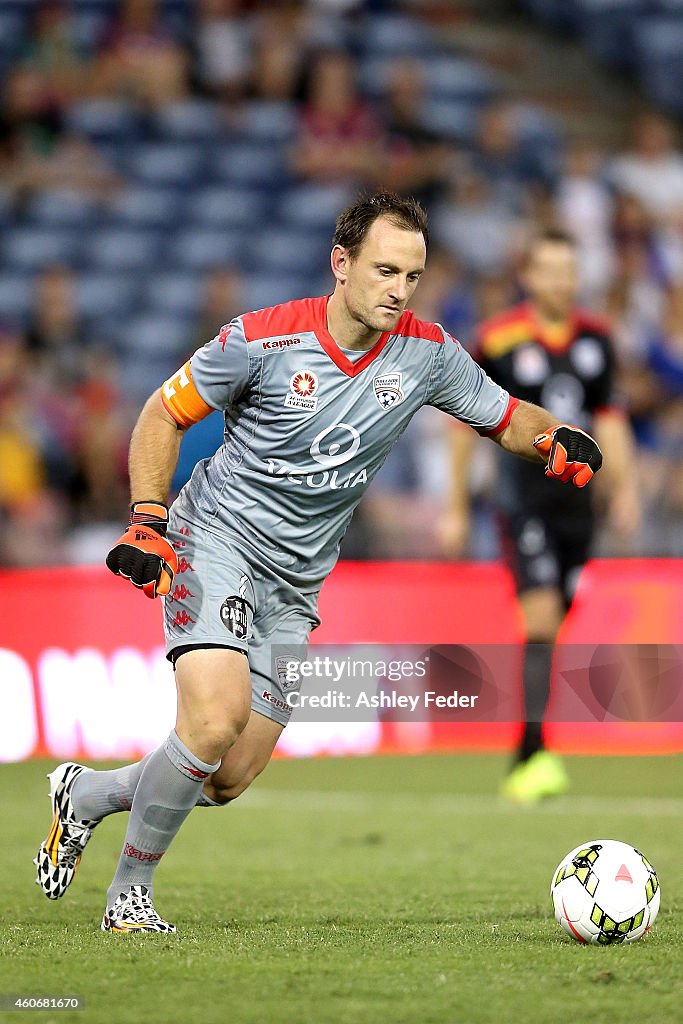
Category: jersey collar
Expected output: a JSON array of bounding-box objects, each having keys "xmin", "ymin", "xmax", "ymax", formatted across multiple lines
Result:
[{"xmin": 313, "ymin": 295, "xmax": 394, "ymax": 378}]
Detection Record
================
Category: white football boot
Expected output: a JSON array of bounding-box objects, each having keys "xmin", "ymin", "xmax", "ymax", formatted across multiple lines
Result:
[
  {"xmin": 34, "ymin": 762, "xmax": 99, "ymax": 900},
  {"xmin": 101, "ymin": 885, "xmax": 176, "ymax": 933}
]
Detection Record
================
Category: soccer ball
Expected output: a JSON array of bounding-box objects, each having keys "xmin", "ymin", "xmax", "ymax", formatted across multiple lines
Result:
[{"xmin": 550, "ymin": 839, "xmax": 660, "ymax": 945}]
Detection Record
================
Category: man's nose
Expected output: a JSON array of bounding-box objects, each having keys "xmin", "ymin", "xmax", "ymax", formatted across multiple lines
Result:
[{"xmin": 389, "ymin": 277, "xmax": 408, "ymax": 301}]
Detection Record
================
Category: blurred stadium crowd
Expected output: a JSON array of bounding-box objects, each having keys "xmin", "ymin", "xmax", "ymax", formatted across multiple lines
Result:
[{"xmin": 0, "ymin": 0, "xmax": 682, "ymax": 567}]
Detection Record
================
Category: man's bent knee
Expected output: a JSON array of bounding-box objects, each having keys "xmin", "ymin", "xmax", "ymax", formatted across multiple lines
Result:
[{"xmin": 205, "ymin": 756, "xmax": 269, "ymax": 804}]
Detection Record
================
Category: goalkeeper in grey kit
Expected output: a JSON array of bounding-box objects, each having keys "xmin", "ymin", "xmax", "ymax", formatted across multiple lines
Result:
[{"xmin": 34, "ymin": 192, "xmax": 603, "ymax": 932}]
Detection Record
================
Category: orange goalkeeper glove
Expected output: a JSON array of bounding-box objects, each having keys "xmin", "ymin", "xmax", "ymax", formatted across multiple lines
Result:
[
  {"xmin": 532, "ymin": 424, "xmax": 603, "ymax": 488},
  {"xmin": 106, "ymin": 501, "xmax": 178, "ymax": 599}
]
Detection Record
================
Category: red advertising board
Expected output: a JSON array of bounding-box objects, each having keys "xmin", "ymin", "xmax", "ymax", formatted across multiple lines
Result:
[{"xmin": 0, "ymin": 560, "xmax": 682, "ymax": 761}]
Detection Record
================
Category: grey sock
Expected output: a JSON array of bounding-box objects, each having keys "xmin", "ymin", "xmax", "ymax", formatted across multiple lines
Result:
[
  {"xmin": 106, "ymin": 731, "xmax": 219, "ymax": 906},
  {"xmin": 71, "ymin": 755, "xmax": 153, "ymax": 821}
]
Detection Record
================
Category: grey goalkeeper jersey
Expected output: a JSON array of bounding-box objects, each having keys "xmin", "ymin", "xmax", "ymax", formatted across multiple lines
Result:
[{"xmin": 163, "ymin": 295, "xmax": 517, "ymax": 591}]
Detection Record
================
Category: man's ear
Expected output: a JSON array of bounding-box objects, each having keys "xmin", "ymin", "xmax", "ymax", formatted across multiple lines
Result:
[{"xmin": 331, "ymin": 244, "xmax": 349, "ymax": 283}]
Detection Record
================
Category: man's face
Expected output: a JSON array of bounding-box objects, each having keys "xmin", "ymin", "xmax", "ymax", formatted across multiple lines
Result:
[
  {"xmin": 335, "ymin": 217, "xmax": 426, "ymax": 333},
  {"xmin": 522, "ymin": 241, "xmax": 578, "ymax": 319}
]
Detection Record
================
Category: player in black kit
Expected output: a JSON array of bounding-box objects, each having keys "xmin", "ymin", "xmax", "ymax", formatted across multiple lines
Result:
[{"xmin": 440, "ymin": 230, "xmax": 640, "ymax": 802}]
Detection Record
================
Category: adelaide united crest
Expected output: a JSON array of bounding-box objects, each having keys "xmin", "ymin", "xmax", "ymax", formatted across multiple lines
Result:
[{"xmin": 373, "ymin": 372, "xmax": 405, "ymax": 410}]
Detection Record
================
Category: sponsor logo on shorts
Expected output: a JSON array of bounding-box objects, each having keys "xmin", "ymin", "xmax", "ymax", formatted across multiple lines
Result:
[
  {"xmin": 172, "ymin": 610, "xmax": 196, "ymax": 627},
  {"xmin": 285, "ymin": 370, "xmax": 319, "ymax": 412},
  {"xmin": 263, "ymin": 337, "xmax": 301, "ymax": 350},
  {"xmin": 220, "ymin": 596, "xmax": 249, "ymax": 640},
  {"xmin": 261, "ymin": 689, "xmax": 292, "ymax": 714},
  {"xmin": 373, "ymin": 372, "xmax": 405, "ymax": 410}
]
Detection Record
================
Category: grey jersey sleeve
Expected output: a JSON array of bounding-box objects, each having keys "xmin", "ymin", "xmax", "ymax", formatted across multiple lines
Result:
[
  {"xmin": 428, "ymin": 329, "xmax": 513, "ymax": 433},
  {"xmin": 190, "ymin": 318, "xmax": 250, "ymax": 411}
]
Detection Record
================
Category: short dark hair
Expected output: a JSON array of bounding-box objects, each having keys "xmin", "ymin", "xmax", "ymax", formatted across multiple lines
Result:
[{"xmin": 332, "ymin": 191, "xmax": 429, "ymax": 260}]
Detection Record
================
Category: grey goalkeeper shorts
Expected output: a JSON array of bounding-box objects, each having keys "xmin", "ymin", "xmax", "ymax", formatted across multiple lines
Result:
[{"xmin": 163, "ymin": 509, "xmax": 318, "ymax": 727}]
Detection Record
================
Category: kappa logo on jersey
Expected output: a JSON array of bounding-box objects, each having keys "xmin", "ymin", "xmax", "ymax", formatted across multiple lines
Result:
[
  {"xmin": 219, "ymin": 596, "xmax": 249, "ymax": 640},
  {"xmin": 373, "ymin": 372, "xmax": 405, "ymax": 410},
  {"xmin": 218, "ymin": 324, "xmax": 232, "ymax": 351},
  {"xmin": 263, "ymin": 337, "xmax": 301, "ymax": 351},
  {"xmin": 285, "ymin": 370, "xmax": 319, "ymax": 412}
]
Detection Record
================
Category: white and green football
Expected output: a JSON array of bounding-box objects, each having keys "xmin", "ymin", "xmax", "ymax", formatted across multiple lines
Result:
[{"xmin": 550, "ymin": 839, "xmax": 660, "ymax": 945}]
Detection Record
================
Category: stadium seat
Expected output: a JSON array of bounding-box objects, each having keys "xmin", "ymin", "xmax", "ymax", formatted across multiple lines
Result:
[
  {"xmin": 243, "ymin": 274, "xmax": 313, "ymax": 313},
  {"xmin": 65, "ymin": 100, "xmax": 138, "ymax": 142},
  {"xmin": 167, "ymin": 228, "xmax": 244, "ymax": 271},
  {"xmin": 2, "ymin": 228, "xmax": 79, "ymax": 271},
  {"xmin": 0, "ymin": 10, "xmax": 25, "ymax": 60},
  {"xmin": 635, "ymin": 18, "xmax": 683, "ymax": 111},
  {"xmin": 0, "ymin": 273, "xmax": 33, "ymax": 322},
  {"xmin": 152, "ymin": 101, "xmax": 222, "ymax": 142},
  {"xmin": 276, "ymin": 184, "xmax": 353, "ymax": 231},
  {"xmin": 83, "ymin": 228, "xmax": 163, "ymax": 271},
  {"xmin": 25, "ymin": 190, "xmax": 102, "ymax": 228},
  {"xmin": 422, "ymin": 98, "xmax": 479, "ymax": 142},
  {"xmin": 127, "ymin": 144, "xmax": 205, "ymax": 188},
  {"xmin": 68, "ymin": 9, "xmax": 111, "ymax": 51},
  {"xmin": 119, "ymin": 313, "xmax": 190, "ymax": 358},
  {"xmin": 235, "ymin": 101, "xmax": 297, "ymax": 144},
  {"xmin": 75, "ymin": 273, "xmax": 140, "ymax": 321},
  {"xmin": 425, "ymin": 57, "xmax": 498, "ymax": 102},
  {"xmin": 210, "ymin": 143, "xmax": 287, "ymax": 189},
  {"xmin": 245, "ymin": 229, "xmax": 329, "ymax": 276},
  {"xmin": 109, "ymin": 188, "xmax": 181, "ymax": 228},
  {"xmin": 182, "ymin": 188, "xmax": 267, "ymax": 229},
  {"xmin": 118, "ymin": 351, "xmax": 181, "ymax": 403},
  {"xmin": 356, "ymin": 14, "xmax": 435, "ymax": 57},
  {"xmin": 143, "ymin": 273, "xmax": 203, "ymax": 318}
]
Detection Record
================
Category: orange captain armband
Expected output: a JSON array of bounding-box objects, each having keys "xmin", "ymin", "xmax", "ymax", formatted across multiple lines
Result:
[{"xmin": 161, "ymin": 360, "xmax": 214, "ymax": 428}]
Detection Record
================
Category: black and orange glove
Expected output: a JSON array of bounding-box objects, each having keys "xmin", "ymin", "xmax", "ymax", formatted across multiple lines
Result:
[
  {"xmin": 532, "ymin": 424, "xmax": 603, "ymax": 488},
  {"xmin": 106, "ymin": 501, "xmax": 178, "ymax": 599}
]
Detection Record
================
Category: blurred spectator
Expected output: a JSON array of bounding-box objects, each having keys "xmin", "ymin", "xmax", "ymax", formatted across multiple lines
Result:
[
  {"xmin": 435, "ymin": 164, "xmax": 519, "ymax": 275},
  {"xmin": 380, "ymin": 59, "xmax": 452, "ymax": 210},
  {"xmin": 473, "ymin": 272, "xmax": 517, "ymax": 328},
  {"xmin": 471, "ymin": 101, "xmax": 547, "ymax": 212},
  {"xmin": 26, "ymin": 267, "xmax": 88, "ymax": 389},
  {"xmin": 291, "ymin": 50, "xmax": 382, "ymax": 185},
  {"xmin": 21, "ymin": 2, "xmax": 88, "ymax": 105},
  {"xmin": 251, "ymin": 4, "xmax": 307, "ymax": 102},
  {"xmin": 409, "ymin": 247, "xmax": 476, "ymax": 343},
  {"xmin": 604, "ymin": 193, "xmax": 668, "ymax": 361},
  {"xmin": 0, "ymin": 65, "xmax": 63, "ymax": 158},
  {"xmin": 192, "ymin": 0, "xmax": 252, "ymax": 102},
  {"xmin": 609, "ymin": 112, "xmax": 683, "ymax": 227},
  {"xmin": 90, "ymin": 0, "xmax": 190, "ymax": 108},
  {"xmin": 555, "ymin": 140, "xmax": 614, "ymax": 305},
  {"xmin": 193, "ymin": 265, "xmax": 246, "ymax": 346}
]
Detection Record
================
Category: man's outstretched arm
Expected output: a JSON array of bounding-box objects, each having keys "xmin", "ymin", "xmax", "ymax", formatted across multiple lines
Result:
[{"xmin": 495, "ymin": 400, "xmax": 603, "ymax": 488}]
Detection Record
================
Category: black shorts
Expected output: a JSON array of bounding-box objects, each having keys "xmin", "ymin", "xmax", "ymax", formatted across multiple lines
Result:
[{"xmin": 498, "ymin": 509, "xmax": 594, "ymax": 607}]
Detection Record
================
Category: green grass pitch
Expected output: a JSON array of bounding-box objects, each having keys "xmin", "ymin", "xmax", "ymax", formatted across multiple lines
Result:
[{"xmin": 1, "ymin": 753, "xmax": 682, "ymax": 1024}]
